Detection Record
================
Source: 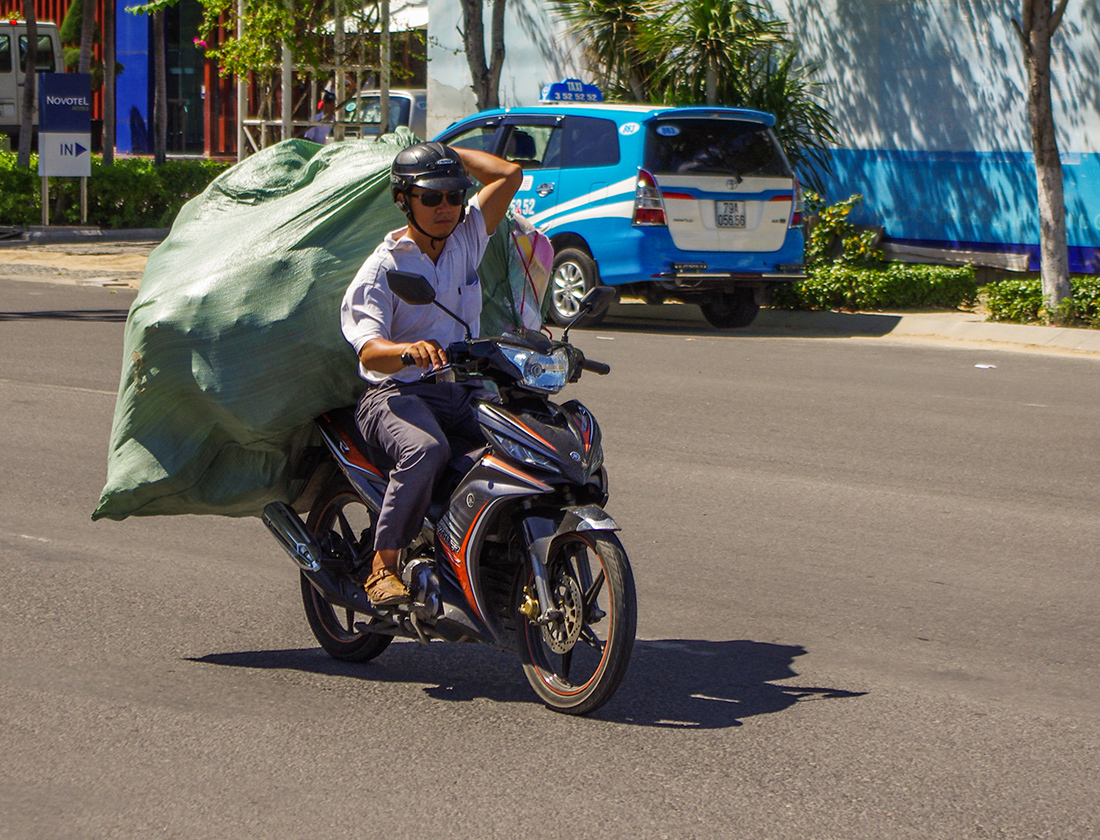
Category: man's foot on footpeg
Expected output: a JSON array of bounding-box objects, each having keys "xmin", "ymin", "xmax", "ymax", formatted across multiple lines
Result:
[{"xmin": 365, "ymin": 568, "xmax": 411, "ymax": 606}]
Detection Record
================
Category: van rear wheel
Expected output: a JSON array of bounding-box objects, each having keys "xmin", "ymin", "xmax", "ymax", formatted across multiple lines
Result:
[
  {"xmin": 549, "ymin": 247, "xmax": 606, "ymax": 327},
  {"xmin": 699, "ymin": 288, "xmax": 760, "ymax": 329}
]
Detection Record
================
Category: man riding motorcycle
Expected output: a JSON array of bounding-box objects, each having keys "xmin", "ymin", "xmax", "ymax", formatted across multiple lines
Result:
[{"xmin": 339, "ymin": 142, "xmax": 522, "ymax": 606}]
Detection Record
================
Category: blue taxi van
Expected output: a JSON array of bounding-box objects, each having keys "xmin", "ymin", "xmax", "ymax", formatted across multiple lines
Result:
[{"xmin": 435, "ymin": 101, "xmax": 804, "ymax": 327}]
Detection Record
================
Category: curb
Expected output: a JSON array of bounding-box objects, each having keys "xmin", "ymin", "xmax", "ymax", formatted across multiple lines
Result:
[
  {"xmin": 604, "ymin": 300, "xmax": 1100, "ymax": 356},
  {"xmin": 7, "ymin": 226, "xmax": 169, "ymax": 245}
]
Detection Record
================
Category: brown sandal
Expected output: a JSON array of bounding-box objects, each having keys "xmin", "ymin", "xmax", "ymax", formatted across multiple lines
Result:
[{"xmin": 365, "ymin": 568, "xmax": 410, "ymax": 606}]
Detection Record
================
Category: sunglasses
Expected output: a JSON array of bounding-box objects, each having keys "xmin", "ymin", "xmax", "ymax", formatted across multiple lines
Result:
[{"xmin": 412, "ymin": 189, "xmax": 466, "ymax": 207}]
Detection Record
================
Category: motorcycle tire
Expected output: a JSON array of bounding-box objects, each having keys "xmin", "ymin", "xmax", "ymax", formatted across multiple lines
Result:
[
  {"xmin": 516, "ymin": 532, "xmax": 636, "ymax": 715},
  {"xmin": 300, "ymin": 478, "xmax": 393, "ymax": 663}
]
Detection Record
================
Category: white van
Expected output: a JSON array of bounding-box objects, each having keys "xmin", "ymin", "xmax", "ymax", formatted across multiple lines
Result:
[{"xmin": 0, "ymin": 20, "xmax": 62, "ymax": 143}]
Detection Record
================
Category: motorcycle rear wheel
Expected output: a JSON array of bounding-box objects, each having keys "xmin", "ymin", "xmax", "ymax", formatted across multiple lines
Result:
[
  {"xmin": 517, "ymin": 533, "xmax": 636, "ymax": 715},
  {"xmin": 300, "ymin": 479, "xmax": 393, "ymax": 662}
]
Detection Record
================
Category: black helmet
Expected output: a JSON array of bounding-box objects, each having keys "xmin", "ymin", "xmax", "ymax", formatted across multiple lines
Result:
[{"xmin": 390, "ymin": 142, "xmax": 476, "ymax": 201}]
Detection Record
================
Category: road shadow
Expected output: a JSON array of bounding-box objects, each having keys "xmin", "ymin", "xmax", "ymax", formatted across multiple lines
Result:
[
  {"xmin": 0, "ymin": 308, "xmax": 130, "ymax": 322},
  {"xmin": 588, "ymin": 308, "xmax": 903, "ymax": 340},
  {"xmin": 190, "ymin": 637, "xmax": 864, "ymax": 729}
]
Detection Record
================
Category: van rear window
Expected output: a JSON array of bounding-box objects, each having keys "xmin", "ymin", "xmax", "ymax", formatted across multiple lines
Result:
[
  {"xmin": 18, "ymin": 35, "xmax": 56, "ymax": 73},
  {"xmin": 341, "ymin": 95, "xmax": 411, "ymax": 131},
  {"xmin": 1, "ymin": 36, "xmax": 11, "ymax": 73},
  {"xmin": 645, "ymin": 119, "xmax": 791, "ymax": 179}
]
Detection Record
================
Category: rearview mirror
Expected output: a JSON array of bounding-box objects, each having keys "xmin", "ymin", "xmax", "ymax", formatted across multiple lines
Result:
[
  {"xmin": 385, "ymin": 269, "xmax": 473, "ymax": 341},
  {"xmin": 386, "ymin": 270, "xmax": 436, "ymax": 306},
  {"xmin": 581, "ymin": 286, "xmax": 617, "ymax": 316}
]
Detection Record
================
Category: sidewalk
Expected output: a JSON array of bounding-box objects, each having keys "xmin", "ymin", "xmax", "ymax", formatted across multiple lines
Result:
[
  {"xmin": 3, "ymin": 232, "xmax": 1099, "ymax": 357},
  {"xmin": 604, "ymin": 300, "xmax": 1100, "ymax": 356}
]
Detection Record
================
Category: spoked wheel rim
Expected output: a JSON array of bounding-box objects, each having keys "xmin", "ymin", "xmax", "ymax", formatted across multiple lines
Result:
[
  {"xmin": 300, "ymin": 483, "xmax": 391, "ymax": 661},
  {"xmin": 551, "ymin": 262, "xmax": 587, "ymax": 319},
  {"xmin": 518, "ymin": 534, "xmax": 635, "ymax": 712}
]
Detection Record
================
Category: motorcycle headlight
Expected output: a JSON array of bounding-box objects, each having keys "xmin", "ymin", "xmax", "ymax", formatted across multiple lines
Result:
[
  {"xmin": 487, "ymin": 430, "xmax": 561, "ymax": 474},
  {"xmin": 499, "ymin": 345, "xmax": 571, "ymax": 393}
]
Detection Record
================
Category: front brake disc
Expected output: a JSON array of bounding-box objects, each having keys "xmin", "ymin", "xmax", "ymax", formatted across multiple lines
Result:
[{"xmin": 543, "ymin": 572, "xmax": 584, "ymax": 654}]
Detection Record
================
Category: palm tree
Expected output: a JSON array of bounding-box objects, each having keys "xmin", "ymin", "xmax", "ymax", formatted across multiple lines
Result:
[
  {"xmin": 550, "ymin": 0, "xmax": 658, "ymax": 101},
  {"xmin": 642, "ymin": 0, "xmax": 786, "ymax": 106},
  {"xmin": 550, "ymin": 0, "xmax": 835, "ymax": 190},
  {"xmin": 734, "ymin": 44, "xmax": 836, "ymax": 193}
]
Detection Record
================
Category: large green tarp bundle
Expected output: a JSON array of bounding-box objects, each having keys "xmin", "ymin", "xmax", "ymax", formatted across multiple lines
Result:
[{"xmin": 93, "ymin": 135, "xmax": 549, "ymax": 522}]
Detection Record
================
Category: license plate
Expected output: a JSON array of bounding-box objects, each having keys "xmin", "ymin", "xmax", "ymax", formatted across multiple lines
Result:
[{"xmin": 716, "ymin": 200, "xmax": 746, "ymax": 228}]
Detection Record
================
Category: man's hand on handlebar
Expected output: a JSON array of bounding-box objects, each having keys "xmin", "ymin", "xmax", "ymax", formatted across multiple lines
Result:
[{"xmin": 400, "ymin": 340, "xmax": 447, "ymax": 371}]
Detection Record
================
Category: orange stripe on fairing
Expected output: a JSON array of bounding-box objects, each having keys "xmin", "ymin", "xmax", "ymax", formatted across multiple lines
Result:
[
  {"xmin": 483, "ymin": 454, "xmax": 551, "ymax": 490},
  {"xmin": 440, "ymin": 502, "xmax": 489, "ymax": 620},
  {"xmin": 508, "ymin": 415, "xmax": 555, "ymax": 449},
  {"xmin": 334, "ymin": 428, "xmax": 384, "ymax": 477}
]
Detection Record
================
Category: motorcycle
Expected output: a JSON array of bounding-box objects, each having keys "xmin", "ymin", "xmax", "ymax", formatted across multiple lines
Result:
[{"xmin": 261, "ymin": 271, "xmax": 636, "ymax": 715}]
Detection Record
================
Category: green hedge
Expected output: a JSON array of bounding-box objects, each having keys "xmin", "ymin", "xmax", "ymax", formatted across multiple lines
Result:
[
  {"xmin": 774, "ymin": 191, "xmax": 979, "ymax": 312},
  {"xmin": 0, "ymin": 152, "xmax": 231, "ymax": 229},
  {"xmin": 984, "ymin": 276, "xmax": 1100, "ymax": 327},
  {"xmin": 773, "ymin": 263, "xmax": 978, "ymax": 312}
]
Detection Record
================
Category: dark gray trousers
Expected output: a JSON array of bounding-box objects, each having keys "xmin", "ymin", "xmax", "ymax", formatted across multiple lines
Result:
[{"xmin": 355, "ymin": 379, "xmax": 489, "ymax": 551}]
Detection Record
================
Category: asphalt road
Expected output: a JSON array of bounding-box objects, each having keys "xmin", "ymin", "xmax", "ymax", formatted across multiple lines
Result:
[{"xmin": 2, "ymin": 278, "xmax": 1099, "ymax": 839}]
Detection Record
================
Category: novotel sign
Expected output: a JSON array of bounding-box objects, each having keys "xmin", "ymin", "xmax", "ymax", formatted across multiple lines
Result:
[
  {"xmin": 39, "ymin": 74, "xmax": 92, "ymax": 134},
  {"xmin": 38, "ymin": 74, "xmax": 92, "ymax": 178},
  {"xmin": 46, "ymin": 96, "xmax": 91, "ymax": 107}
]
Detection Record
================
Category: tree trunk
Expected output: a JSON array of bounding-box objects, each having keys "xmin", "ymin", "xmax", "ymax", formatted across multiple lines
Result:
[
  {"xmin": 486, "ymin": 0, "xmax": 506, "ymax": 109},
  {"xmin": 103, "ymin": 0, "xmax": 115, "ymax": 165},
  {"xmin": 78, "ymin": 0, "xmax": 96, "ymax": 74},
  {"xmin": 17, "ymin": 0, "xmax": 38, "ymax": 168},
  {"xmin": 705, "ymin": 56, "xmax": 718, "ymax": 105},
  {"xmin": 1017, "ymin": 0, "xmax": 1071, "ymax": 319},
  {"xmin": 153, "ymin": 9, "xmax": 167, "ymax": 166},
  {"xmin": 461, "ymin": 0, "xmax": 506, "ymax": 111}
]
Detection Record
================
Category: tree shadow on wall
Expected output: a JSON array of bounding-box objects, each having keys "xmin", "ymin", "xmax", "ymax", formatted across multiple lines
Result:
[{"xmin": 767, "ymin": 0, "xmax": 1100, "ymax": 250}]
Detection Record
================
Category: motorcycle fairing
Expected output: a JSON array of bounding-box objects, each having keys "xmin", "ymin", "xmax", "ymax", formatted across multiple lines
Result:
[
  {"xmin": 436, "ymin": 454, "xmax": 553, "ymax": 626},
  {"xmin": 475, "ymin": 401, "xmax": 600, "ymax": 485}
]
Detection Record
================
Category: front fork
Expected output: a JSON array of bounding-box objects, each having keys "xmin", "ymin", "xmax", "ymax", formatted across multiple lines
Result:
[{"xmin": 520, "ymin": 505, "xmax": 619, "ymax": 624}]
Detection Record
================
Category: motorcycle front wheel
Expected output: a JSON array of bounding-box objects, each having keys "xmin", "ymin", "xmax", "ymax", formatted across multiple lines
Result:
[
  {"xmin": 517, "ymin": 533, "xmax": 636, "ymax": 715},
  {"xmin": 300, "ymin": 478, "xmax": 393, "ymax": 663}
]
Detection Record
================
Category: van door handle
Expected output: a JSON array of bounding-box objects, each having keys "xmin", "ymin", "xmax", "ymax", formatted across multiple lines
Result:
[{"xmin": 536, "ymin": 182, "xmax": 555, "ymax": 197}]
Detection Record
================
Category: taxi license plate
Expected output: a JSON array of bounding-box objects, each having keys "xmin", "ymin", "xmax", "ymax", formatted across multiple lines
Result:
[{"xmin": 716, "ymin": 201, "xmax": 746, "ymax": 228}]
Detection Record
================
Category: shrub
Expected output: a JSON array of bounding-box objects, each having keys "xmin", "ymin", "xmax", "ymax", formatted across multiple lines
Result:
[
  {"xmin": 983, "ymin": 277, "xmax": 1044, "ymax": 323},
  {"xmin": 803, "ymin": 191, "xmax": 883, "ymax": 269},
  {"xmin": 774, "ymin": 263, "xmax": 978, "ymax": 311},
  {"xmin": 984, "ymin": 276, "xmax": 1100, "ymax": 327},
  {"xmin": 771, "ymin": 192, "xmax": 978, "ymax": 311},
  {"xmin": 0, "ymin": 152, "xmax": 232, "ymax": 229},
  {"xmin": 0, "ymin": 154, "xmax": 41, "ymax": 226}
]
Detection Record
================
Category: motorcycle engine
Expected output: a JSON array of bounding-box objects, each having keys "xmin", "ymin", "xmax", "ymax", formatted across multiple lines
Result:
[{"xmin": 402, "ymin": 557, "xmax": 442, "ymax": 621}]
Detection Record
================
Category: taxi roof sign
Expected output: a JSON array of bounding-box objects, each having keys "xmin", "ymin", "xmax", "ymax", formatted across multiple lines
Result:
[{"xmin": 539, "ymin": 79, "xmax": 602, "ymax": 104}]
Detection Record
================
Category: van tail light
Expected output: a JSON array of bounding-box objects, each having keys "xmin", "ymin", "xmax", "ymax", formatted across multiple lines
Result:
[
  {"xmin": 632, "ymin": 169, "xmax": 667, "ymax": 226},
  {"xmin": 789, "ymin": 176, "xmax": 804, "ymax": 228}
]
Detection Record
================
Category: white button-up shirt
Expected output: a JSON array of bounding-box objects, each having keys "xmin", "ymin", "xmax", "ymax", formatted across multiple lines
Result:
[{"xmin": 340, "ymin": 197, "xmax": 490, "ymax": 383}]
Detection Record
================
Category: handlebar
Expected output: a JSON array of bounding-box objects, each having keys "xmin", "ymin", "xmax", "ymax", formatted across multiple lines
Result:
[{"xmin": 581, "ymin": 358, "xmax": 611, "ymax": 376}]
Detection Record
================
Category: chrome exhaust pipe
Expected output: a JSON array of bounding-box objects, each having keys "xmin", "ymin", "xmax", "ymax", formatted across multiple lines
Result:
[{"xmin": 262, "ymin": 501, "xmax": 324, "ymax": 573}]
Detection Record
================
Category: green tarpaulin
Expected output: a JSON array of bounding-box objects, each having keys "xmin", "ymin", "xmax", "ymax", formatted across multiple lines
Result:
[{"xmin": 93, "ymin": 134, "xmax": 549, "ymax": 522}]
